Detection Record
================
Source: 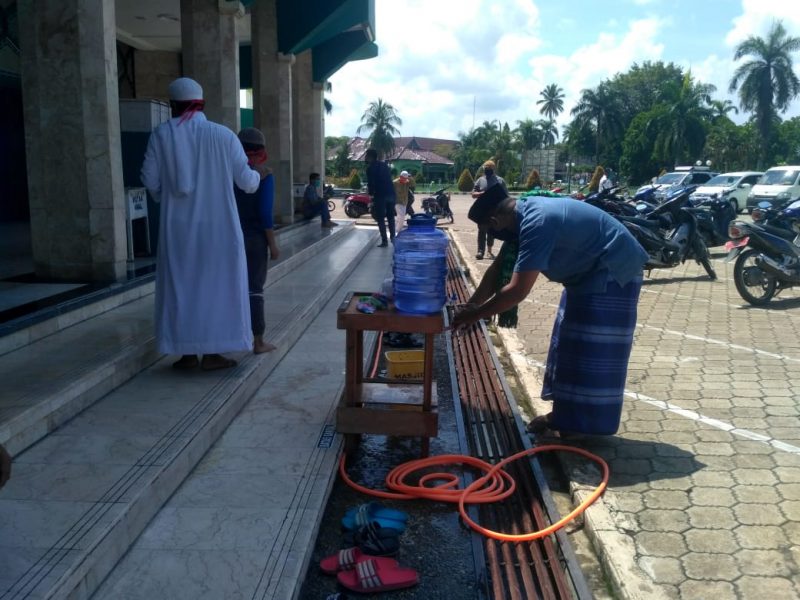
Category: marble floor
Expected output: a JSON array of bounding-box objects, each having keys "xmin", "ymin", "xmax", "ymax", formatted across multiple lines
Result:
[{"xmin": 0, "ymin": 222, "xmax": 382, "ymax": 599}]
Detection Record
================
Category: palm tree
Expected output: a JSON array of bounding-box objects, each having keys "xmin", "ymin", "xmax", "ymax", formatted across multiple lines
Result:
[
  {"xmin": 539, "ymin": 119, "xmax": 559, "ymax": 146},
  {"xmin": 356, "ymin": 98, "xmax": 402, "ymax": 159},
  {"xmin": 710, "ymin": 99, "xmax": 738, "ymax": 121},
  {"xmin": 323, "ymin": 81, "xmax": 333, "ymax": 115},
  {"xmin": 515, "ymin": 119, "xmax": 538, "ymax": 150},
  {"xmin": 537, "ymin": 83, "xmax": 565, "ymax": 121},
  {"xmin": 648, "ymin": 73, "xmax": 715, "ymax": 166},
  {"xmin": 570, "ymin": 83, "xmax": 623, "ymax": 163},
  {"xmin": 729, "ymin": 21, "xmax": 800, "ymax": 166}
]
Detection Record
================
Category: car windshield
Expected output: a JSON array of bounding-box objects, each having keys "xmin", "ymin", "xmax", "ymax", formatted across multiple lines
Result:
[
  {"xmin": 705, "ymin": 175, "xmax": 738, "ymax": 187},
  {"xmin": 761, "ymin": 169, "xmax": 800, "ymax": 185},
  {"xmin": 655, "ymin": 173, "xmax": 685, "ymax": 185}
]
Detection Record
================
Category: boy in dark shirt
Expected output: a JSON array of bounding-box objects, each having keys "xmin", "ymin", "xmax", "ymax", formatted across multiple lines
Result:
[{"xmin": 234, "ymin": 128, "xmax": 280, "ymax": 354}]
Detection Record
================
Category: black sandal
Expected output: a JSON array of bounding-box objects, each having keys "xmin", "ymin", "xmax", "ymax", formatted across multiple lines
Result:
[{"xmin": 342, "ymin": 521, "xmax": 400, "ymax": 557}]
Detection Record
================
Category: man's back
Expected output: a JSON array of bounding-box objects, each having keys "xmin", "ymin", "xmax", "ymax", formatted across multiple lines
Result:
[{"xmin": 367, "ymin": 160, "xmax": 395, "ymax": 201}]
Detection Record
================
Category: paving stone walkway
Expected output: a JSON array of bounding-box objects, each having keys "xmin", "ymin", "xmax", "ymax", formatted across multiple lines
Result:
[{"xmin": 445, "ymin": 192, "xmax": 800, "ymax": 600}]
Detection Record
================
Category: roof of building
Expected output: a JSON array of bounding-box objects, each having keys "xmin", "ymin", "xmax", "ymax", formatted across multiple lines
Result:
[{"xmin": 327, "ymin": 136, "xmax": 455, "ymax": 165}]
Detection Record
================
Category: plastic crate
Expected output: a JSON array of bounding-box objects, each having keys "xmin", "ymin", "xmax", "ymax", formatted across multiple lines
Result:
[{"xmin": 385, "ymin": 350, "xmax": 424, "ymax": 380}]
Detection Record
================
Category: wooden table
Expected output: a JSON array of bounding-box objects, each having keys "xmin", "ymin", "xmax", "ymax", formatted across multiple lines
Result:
[{"xmin": 336, "ymin": 291, "xmax": 444, "ymax": 456}]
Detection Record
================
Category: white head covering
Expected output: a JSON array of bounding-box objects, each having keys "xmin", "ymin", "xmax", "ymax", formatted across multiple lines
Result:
[
  {"xmin": 400, "ymin": 170, "xmax": 410, "ymax": 178},
  {"xmin": 164, "ymin": 77, "xmax": 205, "ymax": 196},
  {"xmin": 168, "ymin": 77, "xmax": 203, "ymax": 101}
]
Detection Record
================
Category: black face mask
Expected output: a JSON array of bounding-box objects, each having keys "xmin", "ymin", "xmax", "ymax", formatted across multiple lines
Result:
[
  {"xmin": 484, "ymin": 169, "xmax": 494, "ymax": 177},
  {"xmin": 489, "ymin": 227, "xmax": 518, "ymax": 242}
]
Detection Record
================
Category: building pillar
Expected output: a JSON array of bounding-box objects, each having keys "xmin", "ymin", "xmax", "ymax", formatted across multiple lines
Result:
[
  {"xmin": 180, "ymin": 0, "xmax": 241, "ymax": 132},
  {"xmin": 18, "ymin": 0, "xmax": 127, "ymax": 282},
  {"xmin": 251, "ymin": 0, "xmax": 295, "ymax": 223},
  {"xmin": 292, "ymin": 50, "xmax": 324, "ymax": 185}
]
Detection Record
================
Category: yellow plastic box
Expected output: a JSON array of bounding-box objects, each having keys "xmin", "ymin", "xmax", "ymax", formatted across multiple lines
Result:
[{"xmin": 385, "ymin": 350, "xmax": 425, "ymax": 380}]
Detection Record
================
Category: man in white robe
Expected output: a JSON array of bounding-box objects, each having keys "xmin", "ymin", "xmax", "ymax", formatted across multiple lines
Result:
[{"xmin": 141, "ymin": 77, "xmax": 264, "ymax": 371}]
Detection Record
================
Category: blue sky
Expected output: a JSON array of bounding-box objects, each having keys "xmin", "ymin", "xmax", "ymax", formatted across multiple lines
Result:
[{"xmin": 324, "ymin": 0, "xmax": 800, "ymax": 140}]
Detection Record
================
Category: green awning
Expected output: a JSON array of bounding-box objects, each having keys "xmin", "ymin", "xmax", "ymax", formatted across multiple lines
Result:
[
  {"xmin": 277, "ymin": 0, "xmax": 374, "ymax": 57},
  {"xmin": 312, "ymin": 33, "xmax": 376, "ymax": 82}
]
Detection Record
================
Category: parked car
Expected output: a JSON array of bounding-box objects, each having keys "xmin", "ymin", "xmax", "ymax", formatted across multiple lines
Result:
[
  {"xmin": 636, "ymin": 166, "xmax": 718, "ymax": 203},
  {"xmin": 746, "ymin": 165, "xmax": 800, "ymax": 212},
  {"xmin": 689, "ymin": 171, "xmax": 763, "ymax": 214}
]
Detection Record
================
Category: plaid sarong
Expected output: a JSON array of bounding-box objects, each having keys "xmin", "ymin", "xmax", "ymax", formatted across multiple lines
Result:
[{"xmin": 541, "ymin": 276, "xmax": 642, "ymax": 435}]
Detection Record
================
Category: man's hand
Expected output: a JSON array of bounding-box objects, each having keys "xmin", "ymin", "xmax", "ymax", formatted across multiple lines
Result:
[
  {"xmin": 0, "ymin": 444, "xmax": 11, "ymax": 489},
  {"xmin": 253, "ymin": 162, "xmax": 271, "ymax": 180},
  {"xmin": 269, "ymin": 242, "xmax": 280, "ymax": 261},
  {"xmin": 452, "ymin": 302, "xmax": 482, "ymax": 331}
]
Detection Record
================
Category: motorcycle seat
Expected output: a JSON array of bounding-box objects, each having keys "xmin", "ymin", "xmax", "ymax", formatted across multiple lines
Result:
[{"xmin": 618, "ymin": 215, "xmax": 662, "ymax": 230}]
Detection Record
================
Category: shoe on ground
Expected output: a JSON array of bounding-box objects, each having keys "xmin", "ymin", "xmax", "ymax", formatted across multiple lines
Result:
[
  {"xmin": 321, "ymin": 221, "xmax": 335, "ymax": 228},
  {"xmin": 475, "ymin": 253, "xmax": 484, "ymax": 260},
  {"xmin": 377, "ymin": 241, "xmax": 389, "ymax": 247}
]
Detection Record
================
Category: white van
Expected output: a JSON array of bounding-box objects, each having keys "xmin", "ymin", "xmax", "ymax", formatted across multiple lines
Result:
[{"xmin": 747, "ymin": 165, "xmax": 800, "ymax": 211}]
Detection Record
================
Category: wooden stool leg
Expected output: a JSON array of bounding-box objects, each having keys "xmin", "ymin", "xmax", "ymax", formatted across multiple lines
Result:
[
  {"xmin": 421, "ymin": 437, "xmax": 430, "ymax": 458},
  {"xmin": 344, "ymin": 433, "xmax": 361, "ymax": 455}
]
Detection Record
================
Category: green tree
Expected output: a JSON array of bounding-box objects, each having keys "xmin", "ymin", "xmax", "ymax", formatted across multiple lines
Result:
[
  {"xmin": 569, "ymin": 83, "xmax": 623, "ymax": 164},
  {"xmin": 323, "ymin": 81, "xmax": 333, "ymax": 115},
  {"xmin": 457, "ymin": 168, "xmax": 474, "ymax": 192},
  {"xmin": 648, "ymin": 73, "xmax": 714, "ymax": 166},
  {"xmin": 620, "ymin": 108, "xmax": 664, "ymax": 185},
  {"xmin": 537, "ymin": 83, "xmax": 565, "ymax": 121},
  {"xmin": 709, "ymin": 99, "xmax": 739, "ymax": 122},
  {"xmin": 729, "ymin": 21, "xmax": 800, "ymax": 166},
  {"xmin": 703, "ymin": 120, "xmax": 760, "ymax": 173},
  {"xmin": 356, "ymin": 98, "xmax": 402, "ymax": 159},
  {"xmin": 333, "ymin": 145, "xmax": 352, "ymax": 177},
  {"xmin": 347, "ymin": 168, "xmax": 361, "ymax": 190},
  {"xmin": 515, "ymin": 118, "xmax": 541, "ymax": 151},
  {"xmin": 773, "ymin": 116, "xmax": 800, "ymax": 164}
]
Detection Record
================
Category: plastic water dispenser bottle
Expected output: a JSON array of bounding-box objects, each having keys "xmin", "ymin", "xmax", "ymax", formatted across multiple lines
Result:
[{"xmin": 392, "ymin": 214, "xmax": 449, "ymax": 314}]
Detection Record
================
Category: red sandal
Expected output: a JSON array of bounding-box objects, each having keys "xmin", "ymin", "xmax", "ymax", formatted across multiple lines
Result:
[
  {"xmin": 336, "ymin": 557, "xmax": 418, "ymax": 593},
  {"xmin": 319, "ymin": 547, "xmax": 398, "ymax": 576}
]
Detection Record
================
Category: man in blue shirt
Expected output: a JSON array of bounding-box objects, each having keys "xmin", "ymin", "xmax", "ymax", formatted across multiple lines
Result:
[
  {"xmin": 364, "ymin": 148, "xmax": 396, "ymax": 247},
  {"xmin": 303, "ymin": 172, "xmax": 336, "ymax": 228},
  {"xmin": 453, "ymin": 186, "xmax": 649, "ymax": 436}
]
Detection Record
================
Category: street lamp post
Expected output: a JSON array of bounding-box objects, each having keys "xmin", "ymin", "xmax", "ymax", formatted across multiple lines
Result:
[{"xmin": 567, "ymin": 162, "xmax": 575, "ymax": 193}]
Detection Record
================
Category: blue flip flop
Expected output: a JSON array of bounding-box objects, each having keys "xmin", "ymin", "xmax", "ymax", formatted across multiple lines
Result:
[{"xmin": 341, "ymin": 502, "xmax": 408, "ymax": 533}]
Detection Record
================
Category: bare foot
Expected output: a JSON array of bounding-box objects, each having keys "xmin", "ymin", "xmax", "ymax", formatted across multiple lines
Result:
[
  {"xmin": 200, "ymin": 353, "xmax": 237, "ymax": 371},
  {"xmin": 172, "ymin": 355, "xmax": 199, "ymax": 370},
  {"xmin": 253, "ymin": 338, "xmax": 276, "ymax": 354}
]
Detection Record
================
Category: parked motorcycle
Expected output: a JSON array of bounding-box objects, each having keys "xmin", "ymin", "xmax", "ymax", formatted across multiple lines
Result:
[
  {"xmin": 726, "ymin": 200, "xmax": 800, "ymax": 305},
  {"xmin": 749, "ymin": 200, "xmax": 797, "ymax": 241},
  {"xmin": 686, "ymin": 192, "xmax": 737, "ymax": 248},
  {"xmin": 583, "ymin": 186, "xmax": 640, "ymax": 217},
  {"xmin": 618, "ymin": 185, "xmax": 717, "ymax": 280},
  {"xmin": 343, "ymin": 192, "xmax": 371, "ymax": 219},
  {"xmin": 323, "ymin": 183, "xmax": 336, "ymax": 212},
  {"xmin": 421, "ymin": 188, "xmax": 454, "ymax": 222}
]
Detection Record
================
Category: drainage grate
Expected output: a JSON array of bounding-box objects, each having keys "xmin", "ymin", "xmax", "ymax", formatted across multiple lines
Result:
[{"xmin": 445, "ymin": 250, "xmax": 592, "ymax": 600}]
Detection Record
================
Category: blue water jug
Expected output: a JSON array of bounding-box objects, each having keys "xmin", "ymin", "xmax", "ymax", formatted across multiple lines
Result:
[{"xmin": 393, "ymin": 214, "xmax": 449, "ymax": 314}]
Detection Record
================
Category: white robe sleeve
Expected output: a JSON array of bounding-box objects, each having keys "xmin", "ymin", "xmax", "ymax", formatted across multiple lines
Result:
[
  {"xmin": 230, "ymin": 134, "xmax": 260, "ymax": 194},
  {"xmin": 141, "ymin": 131, "xmax": 162, "ymax": 202}
]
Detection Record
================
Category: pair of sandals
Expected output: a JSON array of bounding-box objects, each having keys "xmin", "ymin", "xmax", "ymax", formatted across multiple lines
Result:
[
  {"xmin": 171, "ymin": 354, "xmax": 237, "ymax": 371},
  {"xmin": 318, "ymin": 503, "xmax": 418, "ymax": 593}
]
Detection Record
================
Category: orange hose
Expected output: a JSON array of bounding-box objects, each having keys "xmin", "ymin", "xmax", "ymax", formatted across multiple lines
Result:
[{"xmin": 338, "ymin": 444, "xmax": 609, "ymax": 542}]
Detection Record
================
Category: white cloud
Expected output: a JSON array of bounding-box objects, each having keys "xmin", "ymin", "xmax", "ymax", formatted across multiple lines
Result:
[{"xmin": 323, "ymin": 1, "xmax": 799, "ymax": 141}]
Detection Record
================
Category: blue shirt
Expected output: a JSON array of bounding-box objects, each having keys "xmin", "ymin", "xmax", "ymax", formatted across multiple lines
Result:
[
  {"xmin": 366, "ymin": 160, "xmax": 396, "ymax": 202},
  {"xmin": 234, "ymin": 174, "xmax": 274, "ymax": 236},
  {"xmin": 513, "ymin": 196, "xmax": 648, "ymax": 293}
]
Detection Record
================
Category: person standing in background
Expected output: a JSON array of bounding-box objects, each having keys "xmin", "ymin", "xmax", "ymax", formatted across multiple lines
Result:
[
  {"xmin": 365, "ymin": 148, "xmax": 397, "ymax": 247},
  {"xmin": 235, "ymin": 127, "xmax": 280, "ymax": 354},
  {"xmin": 472, "ymin": 159, "xmax": 507, "ymax": 260}
]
